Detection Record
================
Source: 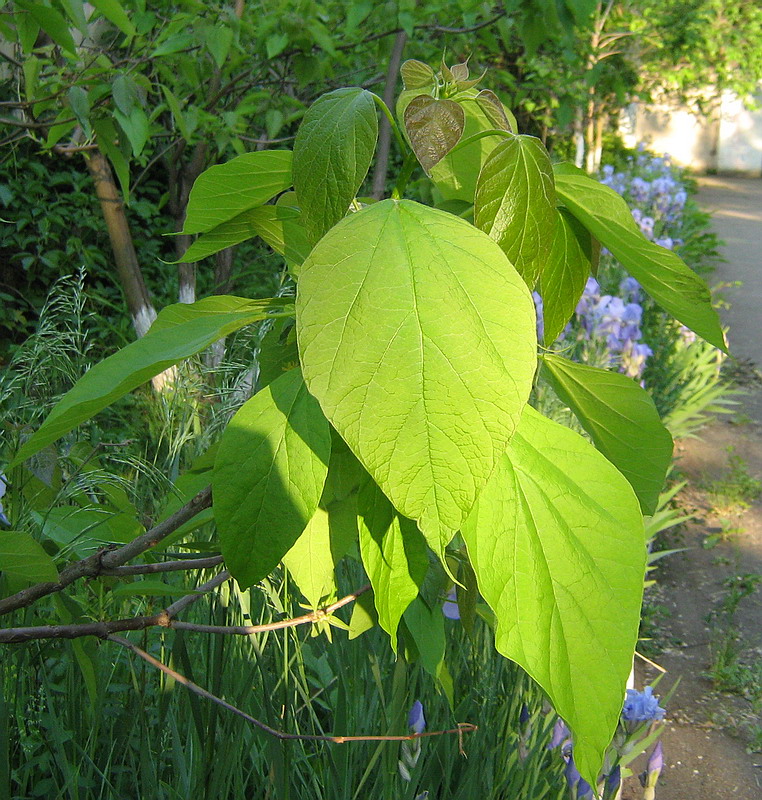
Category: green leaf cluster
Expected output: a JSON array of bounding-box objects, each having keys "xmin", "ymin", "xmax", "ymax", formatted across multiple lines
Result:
[{"xmin": 6, "ymin": 57, "xmax": 725, "ymax": 787}]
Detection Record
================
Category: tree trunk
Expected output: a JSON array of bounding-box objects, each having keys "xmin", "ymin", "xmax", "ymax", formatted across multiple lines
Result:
[
  {"xmin": 85, "ymin": 150, "xmax": 157, "ymax": 338},
  {"xmin": 371, "ymin": 31, "xmax": 407, "ymax": 200},
  {"xmin": 84, "ymin": 149, "xmax": 175, "ymax": 391},
  {"xmin": 574, "ymin": 106, "xmax": 585, "ymax": 169}
]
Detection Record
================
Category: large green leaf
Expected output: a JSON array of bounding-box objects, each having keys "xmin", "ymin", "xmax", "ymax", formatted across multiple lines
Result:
[
  {"xmin": 474, "ymin": 134, "xmax": 556, "ymax": 288},
  {"xmin": 213, "ymin": 368, "xmax": 331, "ymax": 588},
  {"xmin": 542, "ymin": 354, "xmax": 673, "ymax": 515},
  {"xmin": 293, "ymin": 88, "xmax": 378, "ymax": 244},
  {"xmin": 181, "ymin": 151, "xmax": 293, "ymax": 235},
  {"xmin": 282, "ymin": 500, "xmax": 357, "ymax": 607},
  {"xmin": 0, "ymin": 531, "xmax": 58, "ymax": 583},
  {"xmin": 554, "ymin": 163, "xmax": 727, "ymax": 351},
  {"xmin": 10, "ymin": 297, "xmax": 291, "ymax": 467},
  {"xmin": 358, "ymin": 479, "xmax": 428, "ymax": 648},
  {"xmin": 296, "ymin": 199, "xmax": 536, "ymax": 553},
  {"xmin": 539, "ymin": 209, "xmax": 592, "ymax": 344},
  {"xmin": 403, "ymin": 96, "xmax": 465, "ymax": 174},
  {"xmin": 461, "ymin": 405, "xmax": 645, "ymax": 785}
]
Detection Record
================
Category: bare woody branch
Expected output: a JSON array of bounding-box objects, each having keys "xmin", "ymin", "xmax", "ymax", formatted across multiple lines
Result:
[
  {"xmin": 0, "ymin": 581, "xmax": 372, "ymax": 644},
  {"xmin": 0, "ymin": 487, "xmax": 212, "ymax": 617},
  {"xmin": 109, "ymin": 633, "xmax": 478, "ymax": 746},
  {"xmin": 101, "ymin": 555, "xmax": 224, "ymax": 576}
]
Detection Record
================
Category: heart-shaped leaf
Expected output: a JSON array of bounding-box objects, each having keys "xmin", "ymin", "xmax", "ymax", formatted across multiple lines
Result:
[
  {"xmin": 403, "ymin": 96, "xmax": 465, "ymax": 174},
  {"xmin": 296, "ymin": 199, "xmax": 536, "ymax": 552}
]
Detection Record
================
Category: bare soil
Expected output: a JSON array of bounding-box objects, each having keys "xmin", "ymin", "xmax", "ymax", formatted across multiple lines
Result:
[{"xmin": 623, "ymin": 176, "xmax": 762, "ymax": 799}]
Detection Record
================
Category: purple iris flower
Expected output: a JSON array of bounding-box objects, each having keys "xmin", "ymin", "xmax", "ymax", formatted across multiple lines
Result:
[
  {"xmin": 442, "ymin": 587, "xmax": 460, "ymax": 620},
  {"xmin": 622, "ymin": 686, "xmax": 666, "ymax": 722},
  {"xmin": 619, "ymin": 277, "xmax": 641, "ymax": 303},
  {"xmin": 564, "ymin": 755, "xmax": 581, "ymax": 793},
  {"xmin": 548, "ymin": 717, "xmax": 570, "ymax": 749},
  {"xmin": 647, "ymin": 740, "xmax": 664, "ymax": 775},
  {"xmin": 408, "ymin": 701, "xmax": 426, "ymax": 734},
  {"xmin": 532, "ymin": 291, "xmax": 544, "ymax": 343}
]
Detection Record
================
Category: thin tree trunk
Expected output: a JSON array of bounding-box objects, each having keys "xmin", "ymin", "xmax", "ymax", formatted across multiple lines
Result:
[
  {"xmin": 84, "ymin": 149, "xmax": 174, "ymax": 391},
  {"xmin": 85, "ymin": 150, "xmax": 157, "ymax": 337},
  {"xmin": 574, "ymin": 106, "xmax": 585, "ymax": 168},
  {"xmin": 371, "ymin": 31, "xmax": 407, "ymax": 200}
]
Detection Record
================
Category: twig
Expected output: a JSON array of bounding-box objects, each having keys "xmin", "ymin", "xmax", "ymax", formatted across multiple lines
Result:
[
  {"xmin": 0, "ymin": 571, "xmax": 229, "ymax": 643},
  {"xmin": 0, "ymin": 580, "xmax": 372, "ymax": 644},
  {"xmin": 109, "ymin": 633, "xmax": 477, "ymax": 744},
  {"xmin": 101, "ymin": 555, "xmax": 224, "ymax": 576},
  {"xmin": 0, "ymin": 487, "xmax": 212, "ymax": 616}
]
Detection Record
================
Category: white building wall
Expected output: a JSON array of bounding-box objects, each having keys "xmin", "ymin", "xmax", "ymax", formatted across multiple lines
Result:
[{"xmin": 620, "ymin": 89, "xmax": 762, "ymax": 176}]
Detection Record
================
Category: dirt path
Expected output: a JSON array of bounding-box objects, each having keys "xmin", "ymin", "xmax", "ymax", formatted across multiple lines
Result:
[{"xmin": 626, "ymin": 177, "xmax": 762, "ymax": 799}]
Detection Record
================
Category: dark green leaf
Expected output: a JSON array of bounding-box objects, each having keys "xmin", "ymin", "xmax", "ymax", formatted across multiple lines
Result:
[
  {"xmin": 213, "ymin": 369, "xmax": 331, "ymax": 588},
  {"xmin": 543, "ymin": 354, "xmax": 673, "ymax": 514},
  {"xmin": 554, "ymin": 163, "xmax": 727, "ymax": 351},
  {"xmin": 539, "ymin": 208, "xmax": 592, "ymax": 344},
  {"xmin": 60, "ymin": 0, "xmax": 87, "ymax": 32},
  {"xmin": 182, "ymin": 151, "xmax": 293, "ymax": 235},
  {"xmin": 112, "ymin": 74, "xmax": 138, "ymax": 116},
  {"xmin": 403, "ymin": 95, "xmax": 465, "ymax": 174},
  {"xmin": 22, "ymin": 2, "xmax": 76, "ymax": 54},
  {"xmin": 0, "ymin": 531, "xmax": 58, "ymax": 583},
  {"xmin": 90, "ymin": 0, "xmax": 136, "ymax": 36},
  {"xmin": 474, "ymin": 134, "xmax": 556, "ymax": 288},
  {"xmin": 67, "ymin": 86, "xmax": 90, "ymax": 136},
  {"xmin": 293, "ymin": 88, "xmax": 378, "ymax": 243},
  {"xmin": 403, "ymin": 597, "xmax": 447, "ymax": 686},
  {"xmin": 113, "ymin": 106, "xmax": 149, "ymax": 158}
]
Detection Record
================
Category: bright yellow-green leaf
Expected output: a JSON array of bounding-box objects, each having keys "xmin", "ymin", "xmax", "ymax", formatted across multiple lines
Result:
[
  {"xmin": 543, "ymin": 354, "xmax": 673, "ymax": 514},
  {"xmin": 358, "ymin": 479, "xmax": 428, "ymax": 648},
  {"xmin": 539, "ymin": 208, "xmax": 593, "ymax": 344},
  {"xmin": 297, "ymin": 199, "xmax": 536, "ymax": 553},
  {"xmin": 462, "ymin": 405, "xmax": 645, "ymax": 786},
  {"xmin": 474, "ymin": 134, "xmax": 556, "ymax": 288}
]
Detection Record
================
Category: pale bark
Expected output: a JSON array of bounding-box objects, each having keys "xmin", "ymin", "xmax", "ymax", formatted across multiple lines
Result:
[{"xmin": 85, "ymin": 149, "xmax": 175, "ymax": 391}]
